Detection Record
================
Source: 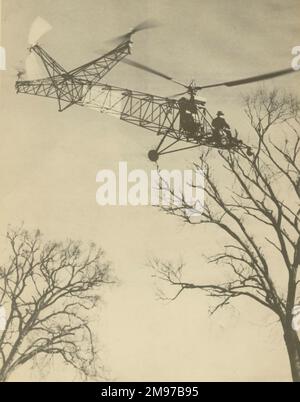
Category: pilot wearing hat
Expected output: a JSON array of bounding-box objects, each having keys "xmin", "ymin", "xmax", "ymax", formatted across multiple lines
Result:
[
  {"xmin": 212, "ymin": 111, "xmax": 230, "ymax": 130},
  {"xmin": 212, "ymin": 111, "xmax": 232, "ymax": 141}
]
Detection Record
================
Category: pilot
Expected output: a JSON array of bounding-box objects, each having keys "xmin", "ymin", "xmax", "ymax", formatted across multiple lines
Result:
[
  {"xmin": 212, "ymin": 111, "xmax": 232, "ymax": 141},
  {"xmin": 178, "ymin": 97, "xmax": 198, "ymax": 136}
]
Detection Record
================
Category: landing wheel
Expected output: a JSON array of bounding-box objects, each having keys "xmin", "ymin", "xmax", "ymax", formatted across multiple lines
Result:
[
  {"xmin": 247, "ymin": 147, "xmax": 254, "ymax": 157},
  {"xmin": 148, "ymin": 149, "xmax": 159, "ymax": 162}
]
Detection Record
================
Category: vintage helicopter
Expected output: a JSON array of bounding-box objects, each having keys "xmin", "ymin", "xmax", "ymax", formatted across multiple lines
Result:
[{"xmin": 16, "ymin": 20, "xmax": 297, "ymax": 161}]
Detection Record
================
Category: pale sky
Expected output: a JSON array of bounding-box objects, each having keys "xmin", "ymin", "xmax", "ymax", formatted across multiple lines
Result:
[{"xmin": 0, "ymin": 0, "xmax": 299, "ymax": 381}]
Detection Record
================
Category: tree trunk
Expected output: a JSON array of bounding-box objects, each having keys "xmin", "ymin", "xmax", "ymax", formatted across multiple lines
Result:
[
  {"xmin": 284, "ymin": 328, "xmax": 300, "ymax": 382},
  {"xmin": 0, "ymin": 370, "xmax": 8, "ymax": 382}
]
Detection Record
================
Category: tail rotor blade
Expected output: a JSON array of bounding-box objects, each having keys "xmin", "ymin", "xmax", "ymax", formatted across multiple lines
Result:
[
  {"xmin": 105, "ymin": 33, "xmax": 131, "ymax": 46},
  {"xmin": 25, "ymin": 52, "xmax": 45, "ymax": 79},
  {"xmin": 28, "ymin": 16, "xmax": 52, "ymax": 46}
]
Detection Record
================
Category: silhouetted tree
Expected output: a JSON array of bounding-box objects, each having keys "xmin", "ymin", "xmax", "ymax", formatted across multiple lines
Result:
[
  {"xmin": 0, "ymin": 226, "xmax": 113, "ymax": 381},
  {"xmin": 152, "ymin": 88, "xmax": 300, "ymax": 381}
]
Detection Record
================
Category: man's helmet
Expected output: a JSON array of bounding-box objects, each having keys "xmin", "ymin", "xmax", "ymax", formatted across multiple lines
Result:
[{"xmin": 217, "ymin": 111, "xmax": 224, "ymax": 116}]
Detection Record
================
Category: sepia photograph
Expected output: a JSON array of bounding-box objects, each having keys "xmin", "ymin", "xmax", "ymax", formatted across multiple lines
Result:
[{"xmin": 0, "ymin": 0, "xmax": 299, "ymax": 386}]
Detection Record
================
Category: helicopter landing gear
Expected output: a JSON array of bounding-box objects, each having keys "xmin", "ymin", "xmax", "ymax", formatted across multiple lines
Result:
[
  {"xmin": 148, "ymin": 149, "xmax": 159, "ymax": 162},
  {"xmin": 247, "ymin": 147, "xmax": 254, "ymax": 157}
]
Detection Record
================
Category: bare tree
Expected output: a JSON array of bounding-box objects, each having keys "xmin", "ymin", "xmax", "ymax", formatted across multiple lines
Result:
[
  {"xmin": 152, "ymin": 88, "xmax": 300, "ymax": 381},
  {"xmin": 0, "ymin": 226, "xmax": 113, "ymax": 381}
]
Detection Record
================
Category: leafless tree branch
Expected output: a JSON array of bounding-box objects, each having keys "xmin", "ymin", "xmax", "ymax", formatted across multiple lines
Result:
[{"xmin": 0, "ymin": 226, "xmax": 114, "ymax": 381}]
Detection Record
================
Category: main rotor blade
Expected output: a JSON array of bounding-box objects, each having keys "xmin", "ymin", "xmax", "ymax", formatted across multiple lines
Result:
[
  {"xmin": 121, "ymin": 58, "xmax": 187, "ymax": 88},
  {"xmin": 195, "ymin": 67, "xmax": 296, "ymax": 90},
  {"xmin": 167, "ymin": 90, "xmax": 189, "ymax": 98}
]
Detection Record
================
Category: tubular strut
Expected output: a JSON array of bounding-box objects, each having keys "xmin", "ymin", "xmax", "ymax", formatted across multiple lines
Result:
[
  {"xmin": 154, "ymin": 110, "xmax": 181, "ymax": 155},
  {"xmin": 31, "ymin": 45, "xmax": 67, "ymax": 76},
  {"xmin": 23, "ymin": 42, "xmax": 132, "ymax": 112},
  {"xmin": 31, "ymin": 45, "xmax": 82, "ymax": 111}
]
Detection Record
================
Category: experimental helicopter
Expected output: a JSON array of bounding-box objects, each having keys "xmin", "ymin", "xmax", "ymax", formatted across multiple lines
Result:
[{"xmin": 16, "ymin": 19, "xmax": 297, "ymax": 161}]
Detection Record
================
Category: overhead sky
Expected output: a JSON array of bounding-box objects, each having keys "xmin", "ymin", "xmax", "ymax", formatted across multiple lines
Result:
[{"xmin": 0, "ymin": 0, "xmax": 299, "ymax": 381}]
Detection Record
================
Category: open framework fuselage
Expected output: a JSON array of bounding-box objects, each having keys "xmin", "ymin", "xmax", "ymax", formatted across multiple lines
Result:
[{"xmin": 16, "ymin": 41, "xmax": 248, "ymax": 160}]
